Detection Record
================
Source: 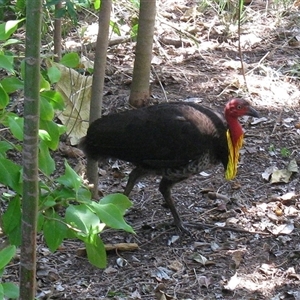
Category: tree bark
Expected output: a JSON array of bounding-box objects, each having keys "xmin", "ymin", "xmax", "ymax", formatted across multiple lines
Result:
[
  {"xmin": 54, "ymin": 1, "xmax": 62, "ymax": 61},
  {"xmin": 129, "ymin": 0, "xmax": 156, "ymax": 108},
  {"xmin": 20, "ymin": 0, "xmax": 42, "ymax": 298},
  {"xmin": 86, "ymin": 0, "xmax": 112, "ymax": 198}
]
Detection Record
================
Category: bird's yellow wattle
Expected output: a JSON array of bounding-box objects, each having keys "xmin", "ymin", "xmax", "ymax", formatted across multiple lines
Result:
[{"xmin": 225, "ymin": 130, "xmax": 244, "ymax": 180}]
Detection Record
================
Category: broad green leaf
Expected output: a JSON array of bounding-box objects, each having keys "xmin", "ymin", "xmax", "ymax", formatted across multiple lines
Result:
[
  {"xmin": 40, "ymin": 95, "xmax": 54, "ymax": 121},
  {"xmin": 0, "ymin": 20, "xmax": 23, "ymax": 40},
  {"xmin": 42, "ymin": 197, "xmax": 57, "ymax": 208},
  {"xmin": 41, "ymin": 90, "xmax": 65, "ymax": 110},
  {"xmin": 60, "ymin": 52, "xmax": 80, "ymax": 68},
  {"xmin": 7, "ymin": 115, "xmax": 23, "ymax": 141},
  {"xmin": 89, "ymin": 202, "xmax": 134, "ymax": 233},
  {"xmin": 56, "ymin": 161, "xmax": 82, "ymax": 192},
  {"xmin": 43, "ymin": 212, "xmax": 67, "ymax": 252},
  {"xmin": 100, "ymin": 193, "xmax": 132, "ymax": 215},
  {"xmin": 38, "ymin": 129, "xmax": 51, "ymax": 141},
  {"xmin": 0, "ymin": 141, "xmax": 13, "ymax": 157},
  {"xmin": 65, "ymin": 204, "xmax": 103, "ymax": 235},
  {"xmin": 110, "ymin": 21, "xmax": 121, "ymax": 36},
  {"xmin": 0, "ymin": 284, "xmax": 3, "ymax": 299},
  {"xmin": 40, "ymin": 73, "xmax": 51, "ymax": 91},
  {"xmin": 0, "ymin": 84, "xmax": 9, "ymax": 109},
  {"xmin": 0, "ymin": 54, "xmax": 14, "ymax": 74},
  {"xmin": 2, "ymin": 196, "xmax": 21, "ymax": 233},
  {"xmin": 0, "ymin": 77, "xmax": 24, "ymax": 94},
  {"xmin": 0, "ymin": 159, "xmax": 22, "ymax": 194},
  {"xmin": 37, "ymin": 212, "xmax": 45, "ymax": 232},
  {"xmin": 85, "ymin": 235, "xmax": 107, "ymax": 268},
  {"xmin": 77, "ymin": 187, "xmax": 92, "ymax": 204},
  {"xmin": 39, "ymin": 140, "xmax": 55, "ymax": 175},
  {"xmin": 7, "ymin": 224, "xmax": 21, "ymax": 246},
  {"xmin": 47, "ymin": 66, "xmax": 61, "ymax": 84},
  {"xmin": 65, "ymin": 0, "xmax": 78, "ymax": 24},
  {"xmin": 3, "ymin": 38, "xmax": 21, "ymax": 47},
  {"xmin": 39, "ymin": 120, "xmax": 60, "ymax": 150},
  {"xmin": 2, "ymin": 282, "xmax": 19, "ymax": 299},
  {"xmin": 93, "ymin": 0, "xmax": 101, "ymax": 9},
  {"xmin": 52, "ymin": 186, "xmax": 77, "ymax": 202},
  {"xmin": 0, "ymin": 245, "xmax": 16, "ymax": 269},
  {"xmin": 57, "ymin": 123, "xmax": 66, "ymax": 135}
]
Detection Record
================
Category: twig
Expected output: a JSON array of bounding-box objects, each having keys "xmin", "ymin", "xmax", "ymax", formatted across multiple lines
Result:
[
  {"xmin": 185, "ymin": 221, "xmax": 270, "ymax": 235},
  {"xmin": 151, "ymin": 65, "xmax": 169, "ymax": 102},
  {"xmin": 237, "ymin": 0, "xmax": 247, "ymax": 88}
]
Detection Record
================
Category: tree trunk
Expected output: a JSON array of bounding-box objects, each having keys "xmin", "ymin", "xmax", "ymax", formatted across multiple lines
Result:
[
  {"xmin": 129, "ymin": 0, "xmax": 156, "ymax": 108},
  {"xmin": 20, "ymin": 0, "xmax": 42, "ymax": 298},
  {"xmin": 54, "ymin": 1, "xmax": 62, "ymax": 61},
  {"xmin": 86, "ymin": 0, "xmax": 112, "ymax": 198}
]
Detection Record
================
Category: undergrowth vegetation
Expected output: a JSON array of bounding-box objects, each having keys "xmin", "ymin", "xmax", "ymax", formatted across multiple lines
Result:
[{"xmin": 0, "ymin": 0, "xmax": 299, "ymax": 298}]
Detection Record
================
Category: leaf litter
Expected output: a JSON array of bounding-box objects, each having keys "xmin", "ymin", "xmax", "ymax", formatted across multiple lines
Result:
[{"xmin": 1, "ymin": 0, "xmax": 300, "ymax": 299}]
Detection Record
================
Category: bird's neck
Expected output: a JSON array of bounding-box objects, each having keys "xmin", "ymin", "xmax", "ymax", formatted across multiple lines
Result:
[
  {"xmin": 225, "ymin": 117, "xmax": 244, "ymax": 180},
  {"xmin": 227, "ymin": 117, "xmax": 243, "ymax": 145}
]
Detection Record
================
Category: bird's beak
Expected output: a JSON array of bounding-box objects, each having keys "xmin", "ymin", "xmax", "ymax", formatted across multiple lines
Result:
[{"xmin": 247, "ymin": 106, "xmax": 259, "ymax": 118}]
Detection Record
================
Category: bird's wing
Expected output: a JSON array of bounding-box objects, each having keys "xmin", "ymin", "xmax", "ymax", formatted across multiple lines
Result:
[{"xmin": 83, "ymin": 103, "xmax": 228, "ymax": 169}]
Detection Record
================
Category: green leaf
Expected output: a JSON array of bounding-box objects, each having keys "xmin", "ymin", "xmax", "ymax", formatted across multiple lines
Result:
[
  {"xmin": 3, "ymin": 38, "xmax": 21, "ymax": 47},
  {"xmin": 100, "ymin": 193, "xmax": 132, "ymax": 215},
  {"xmin": 93, "ymin": 0, "xmax": 101, "ymax": 10},
  {"xmin": 110, "ymin": 20, "xmax": 121, "ymax": 36},
  {"xmin": 2, "ymin": 196, "xmax": 21, "ymax": 233},
  {"xmin": 0, "ymin": 245, "xmax": 16, "ymax": 270},
  {"xmin": 40, "ymin": 73, "xmax": 51, "ymax": 91},
  {"xmin": 39, "ymin": 140, "xmax": 55, "ymax": 175},
  {"xmin": 0, "ymin": 54, "xmax": 15, "ymax": 74},
  {"xmin": 77, "ymin": 187, "xmax": 92, "ymax": 204},
  {"xmin": 0, "ymin": 84, "xmax": 9, "ymax": 109},
  {"xmin": 0, "ymin": 77, "xmax": 24, "ymax": 94},
  {"xmin": 52, "ymin": 186, "xmax": 77, "ymax": 202},
  {"xmin": 38, "ymin": 129, "xmax": 51, "ymax": 142},
  {"xmin": 7, "ymin": 115, "xmax": 24, "ymax": 141},
  {"xmin": 65, "ymin": 0, "xmax": 78, "ymax": 24},
  {"xmin": 60, "ymin": 52, "xmax": 80, "ymax": 68},
  {"xmin": 56, "ymin": 161, "xmax": 82, "ymax": 193},
  {"xmin": 39, "ymin": 120, "xmax": 60, "ymax": 150},
  {"xmin": 43, "ymin": 211, "xmax": 67, "ymax": 252},
  {"xmin": 57, "ymin": 123, "xmax": 66, "ymax": 135},
  {"xmin": 65, "ymin": 204, "xmax": 104, "ymax": 235},
  {"xmin": 40, "ymin": 90, "xmax": 65, "ymax": 110},
  {"xmin": 0, "ymin": 283, "xmax": 3, "ymax": 299},
  {"xmin": 0, "ymin": 141, "xmax": 13, "ymax": 157},
  {"xmin": 85, "ymin": 235, "xmax": 107, "ymax": 268},
  {"xmin": 0, "ymin": 20, "xmax": 23, "ymax": 41},
  {"xmin": 0, "ymin": 159, "xmax": 22, "ymax": 194},
  {"xmin": 47, "ymin": 66, "xmax": 61, "ymax": 84},
  {"xmin": 37, "ymin": 212, "xmax": 45, "ymax": 232},
  {"xmin": 89, "ymin": 202, "xmax": 134, "ymax": 233},
  {"xmin": 2, "ymin": 282, "xmax": 19, "ymax": 299},
  {"xmin": 40, "ymin": 95, "xmax": 54, "ymax": 121}
]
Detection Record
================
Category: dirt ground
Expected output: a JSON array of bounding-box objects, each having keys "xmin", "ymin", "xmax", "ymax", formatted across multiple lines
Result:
[{"xmin": 2, "ymin": 0, "xmax": 300, "ymax": 299}]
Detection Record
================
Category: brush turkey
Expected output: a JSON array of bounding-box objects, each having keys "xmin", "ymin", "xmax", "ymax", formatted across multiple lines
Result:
[{"xmin": 79, "ymin": 99, "xmax": 259, "ymax": 232}]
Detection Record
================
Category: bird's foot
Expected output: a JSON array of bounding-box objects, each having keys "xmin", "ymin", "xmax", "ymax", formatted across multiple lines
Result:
[{"xmin": 175, "ymin": 221, "xmax": 192, "ymax": 236}]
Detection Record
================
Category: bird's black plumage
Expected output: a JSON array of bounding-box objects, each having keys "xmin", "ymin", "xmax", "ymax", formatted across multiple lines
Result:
[
  {"xmin": 81, "ymin": 102, "xmax": 229, "ymax": 170},
  {"xmin": 79, "ymin": 100, "xmax": 258, "ymax": 233}
]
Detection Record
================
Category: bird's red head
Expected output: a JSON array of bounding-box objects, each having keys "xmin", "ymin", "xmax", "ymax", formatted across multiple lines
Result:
[
  {"xmin": 224, "ymin": 98, "xmax": 259, "ymax": 119},
  {"xmin": 223, "ymin": 98, "xmax": 259, "ymax": 180}
]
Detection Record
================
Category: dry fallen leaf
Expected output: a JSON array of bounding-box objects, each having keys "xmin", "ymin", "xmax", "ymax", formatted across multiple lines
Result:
[
  {"xmin": 224, "ymin": 272, "xmax": 240, "ymax": 291},
  {"xmin": 47, "ymin": 60, "xmax": 92, "ymax": 145},
  {"xmin": 228, "ymin": 249, "xmax": 246, "ymax": 268}
]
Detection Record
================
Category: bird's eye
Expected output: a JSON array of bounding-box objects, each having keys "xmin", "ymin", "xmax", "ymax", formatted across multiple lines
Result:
[{"xmin": 237, "ymin": 105, "xmax": 242, "ymax": 110}]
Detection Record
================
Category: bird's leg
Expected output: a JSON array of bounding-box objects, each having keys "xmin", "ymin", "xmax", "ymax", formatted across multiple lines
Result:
[
  {"xmin": 124, "ymin": 167, "xmax": 149, "ymax": 196},
  {"xmin": 159, "ymin": 177, "xmax": 189, "ymax": 234}
]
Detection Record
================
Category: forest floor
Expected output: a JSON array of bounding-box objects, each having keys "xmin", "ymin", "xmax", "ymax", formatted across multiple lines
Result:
[{"xmin": 2, "ymin": 0, "xmax": 300, "ymax": 299}]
